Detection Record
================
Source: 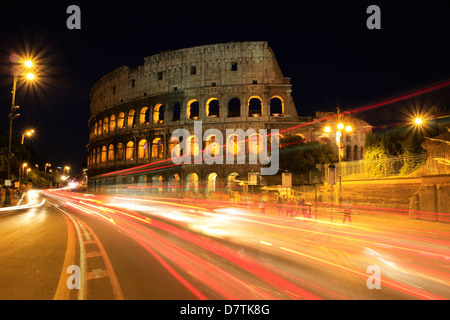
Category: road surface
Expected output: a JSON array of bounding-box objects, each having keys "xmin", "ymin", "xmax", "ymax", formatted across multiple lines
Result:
[{"xmin": 0, "ymin": 189, "xmax": 449, "ymax": 300}]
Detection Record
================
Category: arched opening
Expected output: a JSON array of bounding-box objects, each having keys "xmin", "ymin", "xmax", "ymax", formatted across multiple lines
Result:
[
  {"xmin": 138, "ymin": 175, "xmax": 147, "ymax": 187},
  {"xmin": 116, "ymin": 143, "xmax": 124, "ymax": 161},
  {"xmin": 248, "ymin": 96, "xmax": 262, "ymax": 117},
  {"xmin": 206, "ymin": 172, "xmax": 218, "ymax": 193},
  {"xmin": 153, "ymin": 104, "xmax": 165, "ymax": 124},
  {"xmin": 295, "ymin": 133, "xmax": 306, "ymax": 141},
  {"xmin": 127, "ymin": 110, "xmax": 136, "ymax": 128},
  {"xmin": 226, "ymin": 134, "xmax": 242, "ymax": 156},
  {"xmin": 168, "ymin": 173, "xmax": 180, "ymax": 193},
  {"xmin": 248, "ymin": 133, "xmax": 260, "ymax": 155},
  {"xmin": 227, "ymin": 172, "xmax": 240, "ymax": 193},
  {"xmin": 228, "ymin": 98, "xmax": 241, "ymax": 117},
  {"xmin": 270, "ymin": 96, "xmax": 284, "ymax": 116},
  {"xmin": 187, "ymin": 99, "xmax": 199, "ymax": 120},
  {"xmin": 354, "ymin": 145, "xmax": 359, "ymax": 160},
  {"xmin": 275, "ymin": 133, "xmax": 285, "ymax": 148},
  {"xmin": 103, "ymin": 117, "xmax": 109, "ymax": 134},
  {"xmin": 108, "ymin": 144, "xmax": 114, "ymax": 161},
  {"xmin": 117, "ymin": 112, "xmax": 125, "ymax": 129},
  {"xmin": 205, "ymin": 134, "xmax": 220, "ymax": 158},
  {"xmin": 126, "ymin": 141, "xmax": 135, "ymax": 160},
  {"xmin": 169, "ymin": 138, "xmax": 180, "ymax": 158},
  {"xmin": 206, "ymin": 98, "xmax": 220, "ymax": 117},
  {"xmin": 101, "ymin": 146, "xmax": 107, "ymax": 163},
  {"xmin": 138, "ymin": 139, "xmax": 149, "ymax": 159},
  {"xmin": 110, "ymin": 114, "xmax": 116, "ymax": 132},
  {"xmin": 140, "ymin": 107, "xmax": 150, "ymax": 125},
  {"xmin": 186, "ymin": 135, "xmax": 199, "ymax": 157},
  {"xmin": 172, "ymin": 103, "xmax": 181, "ymax": 121},
  {"xmin": 346, "ymin": 145, "xmax": 351, "ymax": 161},
  {"xmin": 96, "ymin": 147, "xmax": 101, "ymax": 164},
  {"xmin": 152, "ymin": 138, "xmax": 164, "ymax": 159},
  {"xmin": 152, "ymin": 175, "xmax": 164, "ymax": 193},
  {"xmin": 93, "ymin": 122, "xmax": 98, "ymax": 137},
  {"xmin": 186, "ymin": 172, "xmax": 199, "ymax": 193},
  {"xmin": 98, "ymin": 120, "xmax": 103, "ymax": 136}
]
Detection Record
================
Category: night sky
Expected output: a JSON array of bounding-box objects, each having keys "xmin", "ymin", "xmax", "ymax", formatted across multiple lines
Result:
[{"xmin": 0, "ymin": 1, "xmax": 449, "ymax": 174}]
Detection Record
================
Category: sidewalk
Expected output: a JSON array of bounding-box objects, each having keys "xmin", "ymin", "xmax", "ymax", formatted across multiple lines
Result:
[{"xmin": 0, "ymin": 190, "xmax": 27, "ymax": 208}]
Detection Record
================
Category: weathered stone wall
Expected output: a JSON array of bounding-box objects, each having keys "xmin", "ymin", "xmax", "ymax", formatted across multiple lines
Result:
[
  {"xmin": 410, "ymin": 182, "xmax": 450, "ymax": 222},
  {"xmin": 89, "ymin": 42, "xmax": 294, "ymax": 116},
  {"xmin": 295, "ymin": 177, "xmax": 450, "ymax": 222}
]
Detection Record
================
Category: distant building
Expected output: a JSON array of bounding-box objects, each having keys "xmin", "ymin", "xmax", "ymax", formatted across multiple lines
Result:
[
  {"xmin": 422, "ymin": 131, "xmax": 450, "ymax": 176},
  {"xmin": 313, "ymin": 111, "xmax": 372, "ymax": 161}
]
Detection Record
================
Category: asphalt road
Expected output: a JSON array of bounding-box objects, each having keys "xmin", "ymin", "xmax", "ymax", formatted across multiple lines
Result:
[{"xmin": 1, "ymin": 190, "xmax": 449, "ymax": 300}]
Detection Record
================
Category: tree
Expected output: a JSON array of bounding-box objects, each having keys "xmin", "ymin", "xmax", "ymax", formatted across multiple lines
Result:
[
  {"xmin": 279, "ymin": 135, "xmax": 338, "ymax": 174},
  {"xmin": 364, "ymin": 125, "xmax": 429, "ymax": 177}
]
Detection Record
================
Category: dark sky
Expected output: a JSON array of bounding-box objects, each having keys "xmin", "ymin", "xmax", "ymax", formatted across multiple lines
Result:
[{"xmin": 0, "ymin": 1, "xmax": 449, "ymax": 174}]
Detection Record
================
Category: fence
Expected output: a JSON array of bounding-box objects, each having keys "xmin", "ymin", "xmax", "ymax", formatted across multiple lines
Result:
[{"xmin": 320, "ymin": 153, "xmax": 429, "ymax": 182}]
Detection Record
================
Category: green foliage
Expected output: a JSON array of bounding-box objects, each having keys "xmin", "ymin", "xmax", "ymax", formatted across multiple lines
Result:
[
  {"xmin": 0, "ymin": 134, "xmax": 34, "ymax": 181},
  {"xmin": 363, "ymin": 145, "xmax": 395, "ymax": 177},
  {"xmin": 364, "ymin": 126, "xmax": 428, "ymax": 177},
  {"xmin": 279, "ymin": 135, "xmax": 338, "ymax": 173},
  {"xmin": 0, "ymin": 132, "xmax": 59, "ymax": 187}
]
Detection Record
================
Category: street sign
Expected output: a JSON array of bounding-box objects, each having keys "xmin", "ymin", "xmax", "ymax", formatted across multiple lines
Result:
[
  {"xmin": 310, "ymin": 168, "xmax": 322, "ymax": 185},
  {"xmin": 328, "ymin": 164, "xmax": 336, "ymax": 185}
]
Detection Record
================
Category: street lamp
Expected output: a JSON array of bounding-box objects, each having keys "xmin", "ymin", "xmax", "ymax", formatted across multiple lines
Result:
[
  {"xmin": 21, "ymin": 129, "xmax": 35, "ymax": 144},
  {"xmin": 414, "ymin": 117, "xmax": 423, "ymax": 125},
  {"xmin": 64, "ymin": 166, "xmax": 71, "ymax": 178},
  {"xmin": 19, "ymin": 163, "xmax": 28, "ymax": 184},
  {"xmin": 4, "ymin": 56, "xmax": 35, "ymax": 206},
  {"xmin": 323, "ymin": 107, "xmax": 352, "ymax": 203}
]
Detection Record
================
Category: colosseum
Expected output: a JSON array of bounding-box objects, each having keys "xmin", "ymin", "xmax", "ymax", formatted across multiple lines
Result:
[{"xmin": 86, "ymin": 41, "xmax": 370, "ymax": 194}]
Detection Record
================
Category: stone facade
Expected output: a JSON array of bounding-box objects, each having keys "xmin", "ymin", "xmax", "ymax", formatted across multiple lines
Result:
[{"xmin": 86, "ymin": 42, "xmax": 371, "ymax": 194}]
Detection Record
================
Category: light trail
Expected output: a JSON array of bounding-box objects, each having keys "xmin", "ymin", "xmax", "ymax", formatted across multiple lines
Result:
[{"xmin": 44, "ymin": 190, "xmax": 450, "ymax": 299}]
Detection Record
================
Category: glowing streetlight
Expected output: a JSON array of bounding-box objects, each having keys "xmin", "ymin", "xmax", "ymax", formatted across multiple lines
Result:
[
  {"xmin": 26, "ymin": 168, "xmax": 31, "ymax": 181},
  {"xmin": 323, "ymin": 107, "xmax": 352, "ymax": 203},
  {"xmin": 414, "ymin": 118, "xmax": 423, "ymax": 125},
  {"xmin": 4, "ymin": 56, "xmax": 36, "ymax": 206},
  {"xmin": 21, "ymin": 129, "xmax": 35, "ymax": 144},
  {"xmin": 63, "ymin": 166, "xmax": 71, "ymax": 177},
  {"xmin": 19, "ymin": 163, "xmax": 28, "ymax": 182}
]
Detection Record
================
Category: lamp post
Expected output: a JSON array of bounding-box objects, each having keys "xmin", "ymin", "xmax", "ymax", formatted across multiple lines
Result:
[
  {"xmin": 64, "ymin": 166, "xmax": 71, "ymax": 176},
  {"xmin": 21, "ymin": 129, "xmax": 35, "ymax": 144},
  {"xmin": 324, "ymin": 107, "xmax": 352, "ymax": 203},
  {"xmin": 4, "ymin": 57, "xmax": 35, "ymax": 206}
]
